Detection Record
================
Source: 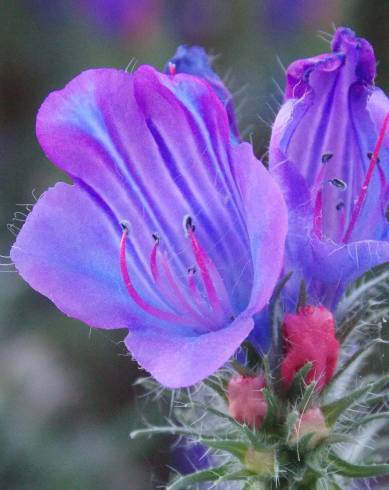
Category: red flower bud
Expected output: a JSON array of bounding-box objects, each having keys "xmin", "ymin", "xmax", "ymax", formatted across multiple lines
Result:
[
  {"xmin": 227, "ymin": 375, "xmax": 267, "ymax": 428},
  {"xmin": 281, "ymin": 305, "xmax": 340, "ymax": 391}
]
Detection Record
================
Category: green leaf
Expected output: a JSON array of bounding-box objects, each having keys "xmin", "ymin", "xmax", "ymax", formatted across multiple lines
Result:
[
  {"xmin": 346, "ymin": 411, "xmax": 389, "ymax": 429},
  {"xmin": 328, "ymin": 452, "xmax": 389, "ymax": 478},
  {"xmin": 336, "ymin": 264, "xmax": 389, "ymax": 342},
  {"xmin": 200, "ymin": 438, "xmax": 248, "ymax": 460},
  {"xmin": 166, "ymin": 466, "xmax": 253, "ymax": 490},
  {"xmin": 325, "ymin": 338, "xmax": 382, "ymax": 390},
  {"xmin": 321, "ymin": 374, "xmax": 389, "ymax": 426}
]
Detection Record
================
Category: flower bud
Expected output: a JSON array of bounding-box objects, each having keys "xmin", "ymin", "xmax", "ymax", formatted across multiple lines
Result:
[
  {"xmin": 281, "ymin": 305, "xmax": 339, "ymax": 391},
  {"xmin": 244, "ymin": 447, "xmax": 276, "ymax": 476},
  {"xmin": 227, "ymin": 375, "xmax": 267, "ymax": 428},
  {"xmin": 290, "ymin": 407, "xmax": 330, "ymax": 448}
]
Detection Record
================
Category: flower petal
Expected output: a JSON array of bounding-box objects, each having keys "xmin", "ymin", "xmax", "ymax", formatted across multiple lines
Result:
[
  {"xmin": 125, "ymin": 315, "xmax": 254, "ymax": 388},
  {"xmin": 11, "ymin": 182, "xmax": 138, "ymax": 329},
  {"xmin": 230, "ymin": 142, "xmax": 287, "ymax": 313},
  {"xmin": 308, "ymin": 237, "xmax": 389, "ymax": 306},
  {"xmin": 164, "ymin": 45, "xmax": 240, "ymax": 143}
]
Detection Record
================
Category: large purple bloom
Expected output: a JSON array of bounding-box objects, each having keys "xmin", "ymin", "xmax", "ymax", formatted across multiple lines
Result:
[
  {"xmin": 11, "ymin": 65, "xmax": 287, "ymax": 387},
  {"xmin": 269, "ymin": 27, "xmax": 389, "ymax": 308}
]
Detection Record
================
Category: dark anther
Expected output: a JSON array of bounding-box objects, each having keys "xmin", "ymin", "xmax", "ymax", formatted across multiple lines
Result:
[
  {"xmin": 336, "ymin": 201, "xmax": 345, "ymax": 211},
  {"xmin": 329, "ymin": 178, "xmax": 347, "ymax": 190},
  {"xmin": 367, "ymin": 152, "xmax": 380, "ymax": 164},
  {"xmin": 152, "ymin": 232, "xmax": 160, "ymax": 243},
  {"xmin": 184, "ymin": 215, "xmax": 195, "ymax": 232},
  {"xmin": 321, "ymin": 152, "xmax": 333, "ymax": 164},
  {"xmin": 187, "ymin": 266, "xmax": 197, "ymax": 274},
  {"xmin": 120, "ymin": 220, "xmax": 131, "ymax": 232}
]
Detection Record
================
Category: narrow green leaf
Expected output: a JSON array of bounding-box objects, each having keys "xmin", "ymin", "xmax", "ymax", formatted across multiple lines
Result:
[
  {"xmin": 200, "ymin": 438, "xmax": 248, "ymax": 460},
  {"xmin": 328, "ymin": 452, "xmax": 389, "ymax": 478},
  {"xmin": 297, "ymin": 381, "xmax": 318, "ymax": 412},
  {"xmin": 325, "ymin": 338, "xmax": 380, "ymax": 390},
  {"xmin": 288, "ymin": 362, "xmax": 313, "ymax": 401},
  {"xmin": 321, "ymin": 374, "xmax": 389, "ymax": 426},
  {"xmin": 346, "ymin": 411, "xmax": 389, "ymax": 429}
]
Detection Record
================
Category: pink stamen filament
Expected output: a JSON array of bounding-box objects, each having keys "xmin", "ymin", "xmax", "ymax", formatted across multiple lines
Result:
[
  {"xmin": 148, "ymin": 237, "xmax": 215, "ymax": 329},
  {"xmin": 150, "ymin": 240, "xmax": 159, "ymax": 282},
  {"xmin": 342, "ymin": 111, "xmax": 389, "ymax": 243},
  {"xmin": 187, "ymin": 227, "xmax": 221, "ymax": 313},
  {"xmin": 119, "ymin": 229, "xmax": 183, "ymax": 323}
]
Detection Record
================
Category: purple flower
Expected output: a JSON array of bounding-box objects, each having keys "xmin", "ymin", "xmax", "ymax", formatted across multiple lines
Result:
[
  {"xmin": 164, "ymin": 45, "xmax": 240, "ymax": 144},
  {"xmin": 269, "ymin": 27, "xmax": 389, "ymax": 308},
  {"xmin": 11, "ymin": 64, "xmax": 287, "ymax": 387}
]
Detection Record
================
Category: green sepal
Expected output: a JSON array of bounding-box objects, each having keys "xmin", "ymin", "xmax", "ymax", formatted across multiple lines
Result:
[
  {"xmin": 321, "ymin": 374, "xmax": 389, "ymax": 426},
  {"xmin": 287, "ymin": 362, "xmax": 313, "ymax": 402},
  {"xmin": 166, "ymin": 466, "xmax": 254, "ymax": 490},
  {"xmin": 297, "ymin": 380, "xmax": 318, "ymax": 412},
  {"xmin": 328, "ymin": 452, "xmax": 389, "ymax": 478}
]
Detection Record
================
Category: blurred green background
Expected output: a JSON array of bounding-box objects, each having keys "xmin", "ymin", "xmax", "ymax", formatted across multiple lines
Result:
[{"xmin": 0, "ymin": 1, "xmax": 388, "ymax": 488}]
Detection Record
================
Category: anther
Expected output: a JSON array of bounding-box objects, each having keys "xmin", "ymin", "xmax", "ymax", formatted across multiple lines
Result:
[
  {"xmin": 183, "ymin": 215, "xmax": 195, "ymax": 233},
  {"xmin": 321, "ymin": 153, "xmax": 333, "ymax": 164},
  {"xmin": 120, "ymin": 220, "xmax": 131, "ymax": 233},
  {"xmin": 187, "ymin": 266, "xmax": 197, "ymax": 274},
  {"xmin": 367, "ymin": 152, "xmax": 380, "ymax": 164},
  {"xmin": 329, "ymin": 178, "xmax": 347, "ymax": 190},
  {"xmin": 152, "ymin": 232, "xmax": 160, "ymax": 244},
  {"xmin": 336, "ymin": 202, "xmax": 345, "ymax": 211}
]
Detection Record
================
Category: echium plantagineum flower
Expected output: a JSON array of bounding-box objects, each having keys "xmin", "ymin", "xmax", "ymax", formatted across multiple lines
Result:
[
  {"xmin": 270, "ymin": 27, "xmax": 389, "ymax": 308},
  {"xmin": 11, "ymin": 59, "xmax": 287, "ymax": 388}
]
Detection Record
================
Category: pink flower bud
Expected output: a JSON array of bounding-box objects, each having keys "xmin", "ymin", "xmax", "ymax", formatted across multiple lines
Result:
[
  {"xmin": 281, "ymin": 305, "xmax": 340, "ymax": 391},
  {"xmin": 290, "ymin": 407, "xmax": 330, "ymax": 448},
  {"xmin": 227, "ymin": 375, "xmax": 267, "ymax": 428}
]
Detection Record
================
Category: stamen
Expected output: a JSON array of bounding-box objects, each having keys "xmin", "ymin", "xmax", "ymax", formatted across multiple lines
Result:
[
  {"xmin": 343, "ymin": 110, "xmax": 389, "ymax": 243},
  {"xmin": 119, "ymin": 227, "xmax": 183, "ymax": 323},
  {"xmin": 367, "ymin": 152, "xmax": 380, "ymax": 164},
  {"xmin": 150, "ymin": 233, "xmax": 160, "ymax": 282},
  {"xmin": 168, "ymin": 62, "xmax": 176, "ymax": 76},
  {"xmin": 185, "ymin": 216, "xmax": 221, "ymax": 313},
  {"xmin": 321, "ymin": 152, "xmax": 333, "ymax": 164},
  {"xmin": 328, "ymin": 178, "xmax": 347, "ymax": 190},
  {"xmin": 187, "ymin": 267, "xmax": 202, "ymax": 302},
  {"xmin": 336, "ymin": 202, "xmax": 344, "ymax": 211}
]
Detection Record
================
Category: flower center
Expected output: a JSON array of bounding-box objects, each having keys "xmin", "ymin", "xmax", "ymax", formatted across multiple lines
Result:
[{"xmin": 119, "ymin": 218, "xmax": 233, "ymax": 331}]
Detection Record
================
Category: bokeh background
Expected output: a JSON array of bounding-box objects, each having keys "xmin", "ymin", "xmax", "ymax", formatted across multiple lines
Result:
[{"xmin": 0, "ymin": 1, "xmax": 388, "ymax": 488}]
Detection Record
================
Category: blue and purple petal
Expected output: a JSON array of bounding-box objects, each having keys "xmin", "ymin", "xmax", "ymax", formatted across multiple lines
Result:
[
  {"xmin": 12, "ymin": 65, "xmax": 287, "ymax": 387},
  {"xmin": 270, "ymin": 27, "xmax": 389, "ymax": 308}
]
